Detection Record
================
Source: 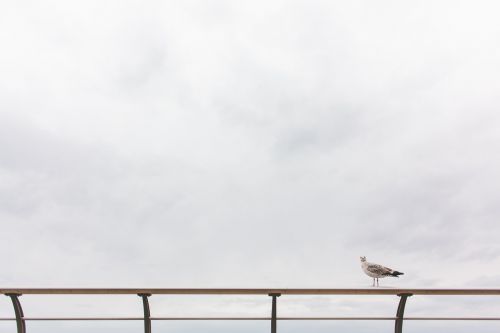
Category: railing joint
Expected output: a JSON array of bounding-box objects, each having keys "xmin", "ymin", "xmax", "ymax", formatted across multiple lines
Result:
[
  {"xmin": 5, "ymin": 293, "xmax": 26, "ymax": 333},
  {"xmin": 269, "ymin": 293, "xmax": 280, "ymax": 333},
  {"xmin": 395, "ymin": 293, "xmax": 412, "ymax": 333},
  {"xmin": 138, "ymin": 293, "xmax": 152, "ymax": 333}
]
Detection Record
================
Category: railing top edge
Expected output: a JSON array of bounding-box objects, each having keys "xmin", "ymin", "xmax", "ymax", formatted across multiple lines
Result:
[{"xmin": 2, "ymin": 288, "xmax": 500, "ymax": 295}]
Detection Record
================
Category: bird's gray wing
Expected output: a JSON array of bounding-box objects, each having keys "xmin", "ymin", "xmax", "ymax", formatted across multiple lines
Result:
[{"xmin": 366, "ymin": 264, "xmax": 392, "ymax": 275}]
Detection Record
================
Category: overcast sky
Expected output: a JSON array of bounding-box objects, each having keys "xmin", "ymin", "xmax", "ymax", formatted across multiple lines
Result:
[{"xmin": 1, "ymin": 1, "xmax": 500, "ymax": 332}]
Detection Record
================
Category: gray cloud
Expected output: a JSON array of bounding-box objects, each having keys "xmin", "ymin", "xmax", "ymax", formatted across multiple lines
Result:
[{"xmin": 1, "ymin": 1, "xmax": 500, "ymax": 332}]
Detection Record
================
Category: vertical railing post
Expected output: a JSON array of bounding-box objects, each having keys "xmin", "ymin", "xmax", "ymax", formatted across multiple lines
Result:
[
  {"xmin": 269, "ymin": 293, "xmax": 281, "ymax": 333},
  {"xmin": 5, "ymin": 293, "xmax": 26, "ymax": 333},
  {"xmin": 395, "ymin": 293, "xmax": 412, "ymax": 333},
  {"xmin": 138, "ymin": 293, "xmax": 152, "ymax": 333}
]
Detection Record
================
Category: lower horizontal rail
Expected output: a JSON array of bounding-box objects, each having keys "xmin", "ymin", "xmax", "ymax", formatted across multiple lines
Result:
[{"xmin": 2, "ymin": 317, "xmax": 500, "ymax": 321}]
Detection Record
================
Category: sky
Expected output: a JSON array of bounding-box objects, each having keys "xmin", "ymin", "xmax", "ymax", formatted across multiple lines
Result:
[{"xmin": 1, "ymin": 0, "xmax": 500, "ymax": 332}]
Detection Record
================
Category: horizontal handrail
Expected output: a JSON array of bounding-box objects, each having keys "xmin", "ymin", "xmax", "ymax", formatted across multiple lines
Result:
[{"xmin": 2, "ymin": 288, "xmax": 500, "ymax": 295}]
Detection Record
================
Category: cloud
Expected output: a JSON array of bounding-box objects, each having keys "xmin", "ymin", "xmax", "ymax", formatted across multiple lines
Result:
[{"xmin": 1, "ymin": 1, "xmax": 500, "ymax": 332}]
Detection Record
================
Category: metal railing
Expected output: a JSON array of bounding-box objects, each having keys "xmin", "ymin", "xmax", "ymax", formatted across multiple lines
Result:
[{"xmin": 1, "ymin": 288, "xmax": 500, "ymax": 333}]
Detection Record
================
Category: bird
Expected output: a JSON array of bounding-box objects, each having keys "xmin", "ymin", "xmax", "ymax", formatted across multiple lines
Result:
[{"xmin": 360, "ymin": 256, "xmax": 404, "ymax": 287}]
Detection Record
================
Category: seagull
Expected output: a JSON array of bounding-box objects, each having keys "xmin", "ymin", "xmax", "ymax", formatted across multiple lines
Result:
[{"xmin": 360, "ymin": 256, "xmax": 404, "ymax": 287}]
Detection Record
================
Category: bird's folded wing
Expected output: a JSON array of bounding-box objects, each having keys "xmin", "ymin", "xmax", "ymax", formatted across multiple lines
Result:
[{"xmin": 367, "ymin": 264, "xmax": 392, "ymax": 275}]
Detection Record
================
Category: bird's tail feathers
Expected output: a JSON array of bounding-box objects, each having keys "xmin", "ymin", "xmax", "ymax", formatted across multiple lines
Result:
[{"xmin": 390, "ymin": 271, "xmax": 404, "ymax": 277}]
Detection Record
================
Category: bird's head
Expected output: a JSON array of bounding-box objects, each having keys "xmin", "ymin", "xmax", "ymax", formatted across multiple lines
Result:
[{"xmin": 360, "ymin": 256, "xmax": 366, "ymax": 262}]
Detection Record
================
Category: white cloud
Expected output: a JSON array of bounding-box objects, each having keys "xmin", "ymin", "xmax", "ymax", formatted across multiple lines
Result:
[{"xmin": 1, "ymin": 1, "xmax": 500, "ymax": 332}]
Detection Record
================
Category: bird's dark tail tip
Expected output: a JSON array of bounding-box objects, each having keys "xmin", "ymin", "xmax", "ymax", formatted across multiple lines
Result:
[{"xmin": 391, "ymin": 271, "xmax": 404, "ymax": 277}]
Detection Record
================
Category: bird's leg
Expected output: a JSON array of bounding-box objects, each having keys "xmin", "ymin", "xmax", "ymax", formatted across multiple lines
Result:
[
  {"xmin": 372, "ymin": 278, "xmax": 375, "ymax": 287},
  {"xmin": 376, "ymin": 278, "xmax": 379, "ymax": 287}
]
